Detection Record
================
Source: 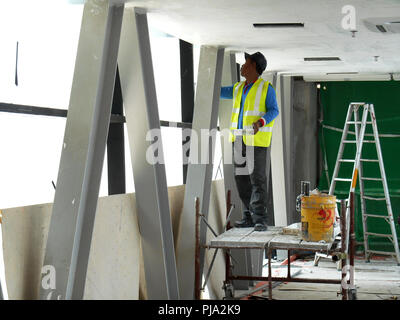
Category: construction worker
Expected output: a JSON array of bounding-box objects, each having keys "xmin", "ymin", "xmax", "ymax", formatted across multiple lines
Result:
[{"xmin": 220, "ymin": 52, "xmax": 279, "ymax": 231}]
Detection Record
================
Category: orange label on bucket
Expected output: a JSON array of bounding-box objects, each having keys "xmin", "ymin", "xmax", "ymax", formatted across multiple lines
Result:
[{"xmin": 318, "ymin": 209, "xmax": 334, "ymax": 228}]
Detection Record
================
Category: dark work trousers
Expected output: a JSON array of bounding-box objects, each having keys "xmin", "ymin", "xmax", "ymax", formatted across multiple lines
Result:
[{"xmin": 232, "ymin": 136, "xmax": 268, "ymax": 224}]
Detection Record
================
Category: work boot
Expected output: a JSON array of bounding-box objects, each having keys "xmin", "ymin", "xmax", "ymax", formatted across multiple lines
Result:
[
  {"xmin": 254, "ymin": 221, "xmax": 267, "ymax": 231},
  {"xmin": 234, "ymin": 217, "xmax": 255, "ymax": 228}
]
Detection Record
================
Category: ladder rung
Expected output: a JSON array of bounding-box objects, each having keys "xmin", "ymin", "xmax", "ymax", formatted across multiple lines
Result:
[
  {"xmin": 361, "ymin": 177, "xmax": 383, "ymax": 181},
  {"xmin": 365, "ymin": 232, "xmax": 392, "ymax": 238},
  {"xmin": 363, "ymin": 213, "xmax": 389, "ymax": 219},
  {"xmin": 339, "ymin": 159, "xmax": 355, "ymax": 163},
  {"xmin": 360, "ymin": 159, "xmax": 379, "ymax": 162},
  {"xmin": 366, "ymin": 250, "xmax": 397, "ymax": 256},
  {"xmin": 334, "ymin": 178, "xmax": 352, "ymax": 182},
  {"xmin": 362, "ymin": 196, "xmax": 386, "ymax": 201},
  {"xmin": 342, "ymin": 140, "xmax": 375, "ymax": 144},
  {"xmin": 346, "ymin": 121, "xmax": 372, "ymax": 124}
]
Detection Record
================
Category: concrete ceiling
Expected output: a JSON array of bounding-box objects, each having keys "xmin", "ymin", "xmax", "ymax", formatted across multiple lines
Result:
[{"xmin": 114, "ymin": 0, "xmax": 400, "ymax": 76}]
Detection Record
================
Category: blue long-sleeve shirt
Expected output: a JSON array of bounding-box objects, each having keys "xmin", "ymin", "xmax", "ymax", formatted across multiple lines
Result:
[{"xmin": 220, "ymin": 81, "xmax": 279, "ymax": 129}]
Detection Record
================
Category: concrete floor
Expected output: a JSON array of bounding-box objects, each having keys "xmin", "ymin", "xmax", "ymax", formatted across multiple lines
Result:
[{"xmin": 232, "ymin": 254, "xmax": 400, "ymax": 300}]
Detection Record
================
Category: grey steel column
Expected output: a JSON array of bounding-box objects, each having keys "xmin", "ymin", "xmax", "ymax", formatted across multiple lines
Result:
[
  {"xmin": 176, "ymin": 46, "xmax": 224, "ymax": 299},
  {"xmin": 263, "ymin": 72, "xmax": 277, "ymax": 200},
  {"xmin": 263, "ymin": 72, "xmax": 277, "ymax": 227},
  {"xmin": 118, "ymin": 7, "xmax": 179, "ymax": 299},
  {"xmin": 280, "ymin": 75, "xmax": 294, "ymax": 225},
  {"xmin": 40, "ymin": 1, "xmax": 124, "ymax": 300},
  {"xmin": 271, "ymin": 74, "xmax": 289, "ymax": 228},
  {"xmin": 218, "ymin": 52, "xmax": 249, "ymax": 290}
]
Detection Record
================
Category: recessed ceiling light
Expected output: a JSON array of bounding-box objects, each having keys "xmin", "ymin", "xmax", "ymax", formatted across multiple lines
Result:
[
  {"xmin": 253, "ymin": 23, "xmax": 304, "ymax": 28},
  {"xmin": 363, "ymin": 17, "xmax": 400, "ymax": 33},
  {"xmin": 304, "ymin": 57, "xmax": 341, "ymax": 61}
]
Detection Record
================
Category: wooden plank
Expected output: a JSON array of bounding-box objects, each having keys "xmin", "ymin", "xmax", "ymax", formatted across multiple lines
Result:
[
  {"xmin": 209, "ymin": 228, "xmax": 256, "ymax": 248},
  {"xmin": 223, "ymin": 227, "xmax": 255, "ymax": 238},
  {"xmin": 300, "ymin": 240, "xmax": 333, "ymax": 251},
  {"xmin": 209, "ymin": 227, "xmax": 283, "ymax": 249},
  {"xmin": 269, "ymin": 234, "xmax": 332, "ymax": 251},
  {"xmin": 209, "ymin": 226, "xmax": 332, "ymax": 251},
  {"xmin": 269, "ymin": 235, "xmax": 302, "ymax": 249},
  {"xmin": 241, "ymin": 228, "xmax": 282, "ymax": 248}
]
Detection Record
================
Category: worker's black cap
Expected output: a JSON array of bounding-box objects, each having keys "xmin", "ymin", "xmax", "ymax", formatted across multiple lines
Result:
[{"xmin": 244, "ymin": 52, "xmax": 267, "ymax": 75}]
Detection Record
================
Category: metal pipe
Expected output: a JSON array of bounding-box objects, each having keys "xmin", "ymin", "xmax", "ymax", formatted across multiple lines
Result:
[
  {"xmin": 230, "ymin": 275, "xmax": 342, "ymax": 284},
  {"xmin": 287, "ymin": 250, "xmax": 291, "ymax": 279},
  {"xmin": 201, "ymin": 248, "xmax": 219, "ymax": 291},
  {"xmin": 194, "ymin": 197, "xmax": 201, "ymax": 300},
  {"xmin": 0, "ymin": 102, "xmax": 197, "ymax": 128},
  {"xmin": 315, "ymin": 252, "xmax": 341, "ymax": 262},
  {"xmin": 223, "ymin": 204, "xmax": 235, "ymax": 230},
  {"xmin": 200, "ymin": 214, "xmax": 218, "ymax": 237},
  {"xmin": 226, "ymin": 190, "xmax": 232, "ymax": 230},
  {"xmin": 340, "ymin": 199, "xmax": 348, "ymax": 300},
  {"xmin": 224, "ymin": 190, "xmax": 232, "ymax": 291},
  {"xmin": 349, "ymin": 192, "xmax": 355, "ymax": 289},
  {"xmin": 268, "ymin": 247, "xmax": 273, "ymax": 299}
]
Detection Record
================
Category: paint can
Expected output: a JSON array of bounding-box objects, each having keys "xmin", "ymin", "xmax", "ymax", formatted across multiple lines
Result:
[{"xmin": 301, "ymin": 193, "xmax": 336, "ymax": 242}]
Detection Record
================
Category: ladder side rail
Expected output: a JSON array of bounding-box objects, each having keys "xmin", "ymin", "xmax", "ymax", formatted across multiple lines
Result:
[
  {"xmin": 369, "ymin": 104, "xmax": 400, "ymax": 264},
  {"xmin": 355, "ymin": 106, "xmax": 370, "ymax": 261},
  {"xmin": 329, "ymin": 103, "xmax": 354, "ymax": 195},
  {"xmin": 345, "ymin": 105, "xmax": 369, "ymax": 254}
]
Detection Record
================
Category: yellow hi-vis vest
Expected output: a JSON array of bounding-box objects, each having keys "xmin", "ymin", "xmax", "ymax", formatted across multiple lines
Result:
[{"xmin": 229, "ymin": 78, "xmax": 275, "ymax": 147}]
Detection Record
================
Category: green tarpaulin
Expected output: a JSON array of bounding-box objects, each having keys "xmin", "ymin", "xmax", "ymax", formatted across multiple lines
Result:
[{"xmin": 318, "ymin": 81, "xmax": 400, "ymax": 253}]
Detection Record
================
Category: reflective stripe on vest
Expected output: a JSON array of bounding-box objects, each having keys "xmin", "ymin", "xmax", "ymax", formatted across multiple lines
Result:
[{"xmin": 229, "ymin": 78, "xmax": 275, "ymax": 147}]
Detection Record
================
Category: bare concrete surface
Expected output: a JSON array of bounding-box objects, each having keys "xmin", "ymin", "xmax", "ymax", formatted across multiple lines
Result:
[{"xmin": 232, "ymin": 255, "xmax": 400, "ymax": 300}]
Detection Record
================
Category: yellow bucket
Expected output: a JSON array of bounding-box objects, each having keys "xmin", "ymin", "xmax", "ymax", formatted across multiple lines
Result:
[{"xmin": 301, "ymin": 194, "xmax": 336, "ymax": 242}]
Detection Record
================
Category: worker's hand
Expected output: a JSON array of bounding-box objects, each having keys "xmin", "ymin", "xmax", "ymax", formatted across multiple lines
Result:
[{"xmin": 252, "ymin": 119, "xmax": 263, "ymax": 134}]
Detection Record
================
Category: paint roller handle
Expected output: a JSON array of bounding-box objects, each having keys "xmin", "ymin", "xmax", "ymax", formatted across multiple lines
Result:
[{"xmin": 231, "ymin": 129, "xmax": 255, "ymax": 136}]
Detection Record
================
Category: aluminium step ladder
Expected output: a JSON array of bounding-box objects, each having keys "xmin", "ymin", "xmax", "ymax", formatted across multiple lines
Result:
[{"xmin": 329, "ymin": 102, "xmax": 400, "ymax": 265}]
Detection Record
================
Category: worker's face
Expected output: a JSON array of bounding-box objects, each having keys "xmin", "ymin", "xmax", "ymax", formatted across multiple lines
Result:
[{"xmin": 240, "ymin": 58, "xmax": 257, "ymax": 78}]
